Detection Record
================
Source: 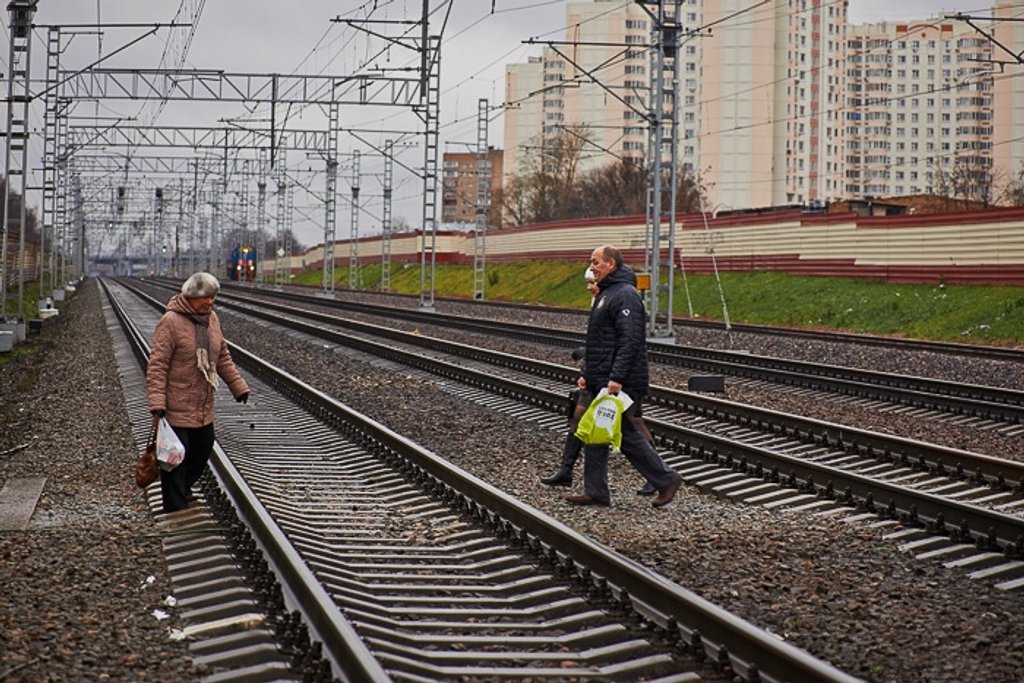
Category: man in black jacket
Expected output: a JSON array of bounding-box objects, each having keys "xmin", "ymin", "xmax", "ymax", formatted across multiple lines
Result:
[{"xmin": 565, "ymin": 244, "xmax": 682, "ymax": 507}]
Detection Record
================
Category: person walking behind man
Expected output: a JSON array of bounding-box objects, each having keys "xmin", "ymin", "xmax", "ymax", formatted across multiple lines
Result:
[
  {"xmin": 540, "ymin": 267, "xmax": 599, "ymax": 487},
  {"xmin": 540, "ymin": 345, "xmax": 589, "ymax": 486},
  {"xmin": 566, "ymin": 245, "xmax": 682, "ymax": 508},
  {"xmin": 146, "ymin": 272, "xmax": 251, "ymax": 513}
]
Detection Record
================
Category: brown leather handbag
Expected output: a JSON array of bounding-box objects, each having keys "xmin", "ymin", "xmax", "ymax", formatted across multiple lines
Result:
[{"xmin": 135, "ymin": 422, "xmax": 160, "ymax": 488}]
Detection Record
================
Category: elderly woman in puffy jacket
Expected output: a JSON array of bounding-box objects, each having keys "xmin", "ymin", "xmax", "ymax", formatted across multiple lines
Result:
[{"xmin": 145, "ymin": 272, "xmax": 250, "ymax": 513}]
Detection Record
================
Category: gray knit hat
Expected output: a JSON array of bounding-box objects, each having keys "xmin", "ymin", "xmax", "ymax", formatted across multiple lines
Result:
[{"xmin": 181, "ymin": 272, "xmax": 220, "ymax": 298}]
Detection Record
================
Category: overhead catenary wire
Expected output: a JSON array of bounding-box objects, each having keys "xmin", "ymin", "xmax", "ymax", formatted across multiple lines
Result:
[{"xmin": 20, "ymin": 0, "xmax": 1017, "ymax": 256}]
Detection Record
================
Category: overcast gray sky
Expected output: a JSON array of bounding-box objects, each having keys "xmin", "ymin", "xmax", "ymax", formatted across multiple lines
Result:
[{"xmin": 15, "ymin": 1, "xmax": 992, "ymax": 246}]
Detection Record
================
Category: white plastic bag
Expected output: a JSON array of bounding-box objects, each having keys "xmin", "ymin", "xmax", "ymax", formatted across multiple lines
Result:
[{"xmin": 156, "ymin": 418, "xmax": 185, "ymax": 471}]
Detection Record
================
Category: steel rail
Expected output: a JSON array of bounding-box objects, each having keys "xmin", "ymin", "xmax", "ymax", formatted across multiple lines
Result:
[
  {"xmin": 217, "ymin": 281, "xmax": 1024, "ymax": 425},
  {"xmin": 203, "ymin": 286, "xmax": 1024, "ymax": 554},
  {"xmin": 101, "ymin": 279, "xmax": 390, "ymax": 682},
  {"xmin": 215, "ymin": 287, "xmax": 1024, "ymax": 492},
  {"xmin": 121, "ymin": 284, "xmax": 864, "ymax": 682},
  {"xmin": 229, "ymin": 320, "xmax": 863, "ymax": 683},
  {"xmin": 224, "ymin": 281, "xmax": 1024, "ymax": 363}
]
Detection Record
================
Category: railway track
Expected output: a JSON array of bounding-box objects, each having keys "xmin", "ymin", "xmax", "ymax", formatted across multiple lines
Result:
[
  {"xmin": 216, "ymin": 281, "xmax": 1024, "ymax": 434},
  {"xmin": 255, "ymin": 283, "xmax": 1024, "ymax": 364},
  {"xmin": 103, "ymin": 278, "xmax": 864, "ymax": 681},
  {"xmin": 138, "ymin": 278, "xmax": 1024, "ymax": 590}
]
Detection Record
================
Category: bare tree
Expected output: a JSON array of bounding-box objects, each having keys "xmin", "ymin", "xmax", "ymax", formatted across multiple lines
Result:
[
  {"xmin": 0, "ymin": 175, "xmax": 40, "ymax": 243},
  {"xmin": 997, "ymin": 163, "xmax": 1024, "ymax": 206},
  {"xmin": 495, "ymin": 125, "xmax": 591, "ymax": 226},
  {"xmin": 930, "ymin": 154, "xmax": 994, "ymax": 208},
  {"xmin": 575, "ymin": 160, "xmax": 704, "ymax": 218},
  {"xmin": 496, "ymin": 125, "xmax": 706, "ymax": 225},
  {"xmin": 576, "ymin": 160, "xmax": 648, "ymax": 216},
  {"xmin": 264, "ymin": 229, "xmax": 305, "ymax": 258}
]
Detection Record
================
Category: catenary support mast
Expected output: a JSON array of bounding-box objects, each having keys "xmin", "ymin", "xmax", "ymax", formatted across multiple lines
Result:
[
  {"xmin": 2, "ymin": 0, "xmax": 38, "ymax": 323},
  {"xmin": 472, "ymin": 98, "xmax": 490, "ymax": 301},
  {"xmin": 638, "ymin": 0, "xmax": 682, "ymax": 342}
]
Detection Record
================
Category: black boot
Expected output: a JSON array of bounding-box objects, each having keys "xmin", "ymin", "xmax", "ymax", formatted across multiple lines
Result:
[
  {"xmin": 636, "ymin": 481, "xmax": 657, "ymax": 496},
  {"xmin": 541, "ymin": 433, "xmax": 582, "ymax": 486}
]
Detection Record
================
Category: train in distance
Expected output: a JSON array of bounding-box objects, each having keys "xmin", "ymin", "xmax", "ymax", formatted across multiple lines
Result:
[{"xmin": 228, "ymin": 245, "xmax": 257, "ymax": 282}]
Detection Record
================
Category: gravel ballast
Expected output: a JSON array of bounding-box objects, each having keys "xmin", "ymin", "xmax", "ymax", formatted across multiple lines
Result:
[
  {"xmin": 0, "ymin": 281, "xmax": 197, "ymax": 682},
  {"xmin": 2, "ymin": 279, "xmax": 1023, "ymax": 683}
]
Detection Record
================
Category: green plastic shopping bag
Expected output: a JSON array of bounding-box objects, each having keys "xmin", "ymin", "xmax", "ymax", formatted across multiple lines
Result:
[{"xmin": 574, "ymin": 389, "xmax": 633, "ymax": 449}]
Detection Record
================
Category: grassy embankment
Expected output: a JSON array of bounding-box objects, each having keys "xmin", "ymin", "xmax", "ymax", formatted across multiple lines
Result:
[
  {"xmin": 287, "ymin": 261, "xmax": 1024, "ymax": 347},
  {"xmin": 0, "ymin": 280, "xmax": 53, "ymax": 368}
]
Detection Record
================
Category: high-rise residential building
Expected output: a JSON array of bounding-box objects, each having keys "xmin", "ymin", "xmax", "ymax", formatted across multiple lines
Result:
[
  {"xmin": 845, "ymin": 20, "xmax": 993, "ymax": 200},
  {"xmin": 503, "ymin": 1, "xmax": 1018, "ymax": 215},
  {"xmin": 441, "ymin": 148, "xmax": 504, "ymax": 226},
  {"xmin": 991, "ymin": 2, "xmax": 1024, "ymax": 189},
  {"xmin": 698, "ymin": 1, "xmax": 848, "ymax": 210},
  {"xmin": 503, "ymin": 1, "xmax": 651, "ymax": 185}
]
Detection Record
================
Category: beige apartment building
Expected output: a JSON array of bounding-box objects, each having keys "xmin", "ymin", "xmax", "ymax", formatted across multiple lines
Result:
[
  {"xmin": 441, "ymin": 148, "xmax": 504, "ymax": 226},
  {"xmin": 503, "ymin": 0, "xmax": 1020, "ymax": 213},
  {"xmin": 503, "ymin": 1, "xmax": 652, "ymax": 182},
  {"xmin": 992, "ymin": 3, "xmax": 1024, "ymax": 191},
  {"xmin": 846, "ymin": 20, "xmax": 992, "ymax": 199}
]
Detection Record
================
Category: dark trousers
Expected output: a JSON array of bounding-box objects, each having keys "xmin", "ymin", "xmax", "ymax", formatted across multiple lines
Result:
[
  {"xmin": 160, "ymin": 422, "xmax": 215, "ymax": 513},
  {"xmin": 582, "ymin": 400, "xmax": 676, "ymax": 503}
]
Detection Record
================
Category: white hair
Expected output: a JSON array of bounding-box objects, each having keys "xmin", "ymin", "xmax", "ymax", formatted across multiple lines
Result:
[{"xmin": 181, "ymin": 272, "xmax": 220, "ymax": 298}]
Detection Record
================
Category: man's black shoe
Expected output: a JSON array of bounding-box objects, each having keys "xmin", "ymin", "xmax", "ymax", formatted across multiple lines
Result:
[
  {"xmin": 540, "ymin": 468, "xmax": 573, "ymax": 487},
  {"xmin": 636, "ymin": 482, "xmax": 657, "ymax": 496}
]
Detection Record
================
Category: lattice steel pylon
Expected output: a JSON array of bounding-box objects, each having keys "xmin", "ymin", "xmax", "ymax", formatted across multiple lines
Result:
[
  {"xmin": 348, "ymin": 149, "xmax": 361, "ymax": 290},
  {"xmin": 2, "ymin": 0, "xmax": 38, "ymax": 322},
  {"xmin": 380, "ymin": 139, "xmax": 394, "ymax": 292},
  {"xmin": 55, "ymin": 90, "xmax": 70, "ymax": 287},
  {"xmin": 472, "ymin": 99, "xmax": 490, "ymax": 301},
  {"xmin": 417, "ymin": 34, "xmax": 441, "ymax": 311},
  {"xmin": 284, "ymin": 171, "xmax": 293, "ymax": 279},
  {"xmin": 638, "ymin": 0, "xmax": 682, "ymax": 342},
  {"xmin": 323, "ymin": 102, "xmax": 339, "ymax": 296},
  {"xmin": 273, "ymin": 139, "xmax": 288, "ymax": 289},
  {"xmin": 69, "ymin": 166, "xmax": 85, "ymax": 275},
  {"xmin": 255, "ymin": 148, "xmax": 267, "ymax": 283},
  {"xmin": 40, "ymin": 26, "xmax": 61, "ymax": 304}
]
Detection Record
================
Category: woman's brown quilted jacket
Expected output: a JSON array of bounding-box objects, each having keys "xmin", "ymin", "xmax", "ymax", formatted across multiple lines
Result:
[{"xmin": 145, "ymin": 294, "xmax": 249, "ymax": 428}]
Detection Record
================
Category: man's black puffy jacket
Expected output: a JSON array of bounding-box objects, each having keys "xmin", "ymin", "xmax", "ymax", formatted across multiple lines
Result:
[{"xmin": 583, "ymin": 265, "xmax": 649, "ymax": 399}]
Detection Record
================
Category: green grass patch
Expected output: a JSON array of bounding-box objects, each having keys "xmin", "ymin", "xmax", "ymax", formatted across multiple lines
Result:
[
  {"xmin": 277, "ymin": 261, "xmax": 1024, "ymax": 346},
  {"xmin": 2, "ymin": 279, "xmax": 47, "ymax": 322}
]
